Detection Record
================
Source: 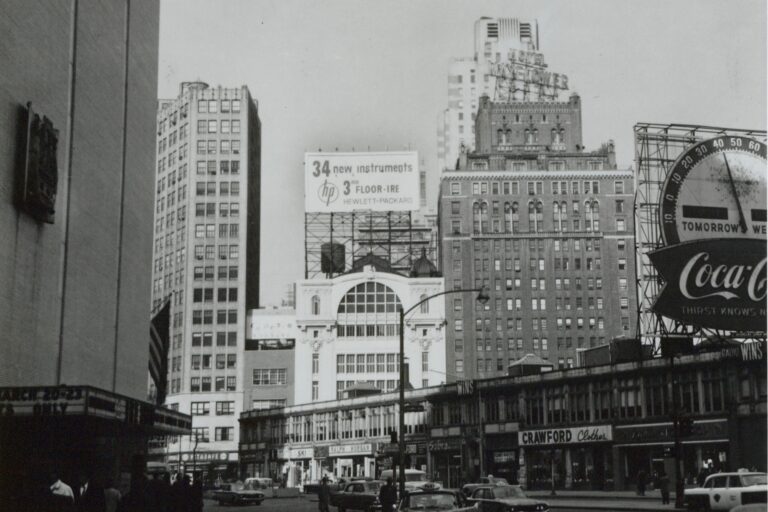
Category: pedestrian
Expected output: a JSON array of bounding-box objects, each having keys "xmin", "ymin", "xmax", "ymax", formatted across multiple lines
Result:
[
  {"xmin": 75, "ymin": 471, "xmax": 106, "ymax": 512},
  {"xmin": 637, "ymin": 469, "xmax": 647, "ymax": 496},
  {"xmin": 659, "ymin": 472, "xmax": 670, "ymax": 505},
  {"xmin": 103, "ymin": 477, "xmax": 121, "ymax": 512},
  {"xmin": 169, "ymin": 473, "xmax": 192, "ymax": 511},
  {"xmin": 318, "ymin": 476, "xmax": 332, "ymax": 512},
  {"xmin": 379, "ymin": 477, "xmax": 397, "ymax": 512},
  {"xmin": 190, "ymin": 479, "xmax": 203, "ymax": 512},
  {"xmin": 48, "ymin": 470, "xmax": 75, "ymax": 512}
]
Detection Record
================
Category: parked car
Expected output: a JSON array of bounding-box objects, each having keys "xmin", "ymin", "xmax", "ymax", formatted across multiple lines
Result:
[
  {"xmin": 461, "ymin": 477, "xmax": 509, "ymax": 497},
  {"xmin": 684, "ymin": 472, "xmax": 767, "ymax": 511},
  {"xmin": 467, "ymin": 484, "xmax": 549, "ymax": 512},
  {"xmin": 397, "ymin": 488, "xmax": 475, "ymax": 512},
  {"xmin": 213, "ymin": 480, "xmax": 266, "ymax": 506},
  {"xmin": 380, "ymin": 469, "xmax": 442, "ymax": 491},
  {"xmin": 331, "ymin": 480, "xmax": 385, "ymax": 512}
]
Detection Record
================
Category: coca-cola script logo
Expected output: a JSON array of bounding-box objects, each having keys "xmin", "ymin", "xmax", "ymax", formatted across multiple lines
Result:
[{"xmin": 650, "ymin": 239, "xmax": 767, "ymax": 331}]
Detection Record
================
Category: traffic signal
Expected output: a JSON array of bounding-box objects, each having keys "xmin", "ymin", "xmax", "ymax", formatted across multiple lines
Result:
[
  {"xmin": 390, "ymin": 430, "xmax": 397, "ymax": 444},
  {"xmin": 679, "ymin": 417, "xmax": 694, "ymax": 437}
]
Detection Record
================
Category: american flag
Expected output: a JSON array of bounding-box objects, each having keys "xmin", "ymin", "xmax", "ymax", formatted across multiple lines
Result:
[{"xmin": 149, "ymin": 298, "xmax": 171, "ymax": 405}]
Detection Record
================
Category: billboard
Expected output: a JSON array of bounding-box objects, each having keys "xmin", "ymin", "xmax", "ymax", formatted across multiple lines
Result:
[
  {"xmin": 304, "ymin": 151, "xmax": 419, "ymax": 213},
  {"xmin": 650, "ymin": 135, "xmax": 767, "ymax": 332}
]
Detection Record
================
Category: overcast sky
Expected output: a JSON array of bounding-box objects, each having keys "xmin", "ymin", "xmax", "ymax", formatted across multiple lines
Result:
[{"xmin": 157, "ymin": 0, "xmax": 767, "ymax": 307}]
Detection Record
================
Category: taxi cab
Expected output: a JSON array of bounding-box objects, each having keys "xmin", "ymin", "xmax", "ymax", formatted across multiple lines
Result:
[
  {"xmin": 397, "ymin": 488, "xmax": 475, "ymax": 512},
  {"xmin": 684, "ymin": 471, "xmax": 767, "ymax": 511}
]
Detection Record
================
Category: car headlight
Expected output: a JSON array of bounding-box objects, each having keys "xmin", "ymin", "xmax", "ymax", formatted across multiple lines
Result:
[
  {"xmin": 535, "ymin": 504, "xmax": 547, "ymax": 511},
  {"xmin": 506, "ymin": 507, "xmax": 517, "ymax": 512}
]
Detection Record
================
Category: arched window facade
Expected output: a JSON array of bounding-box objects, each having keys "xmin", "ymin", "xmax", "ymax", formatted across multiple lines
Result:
[
  {"xmin": 311, "ymin": 295, "xmax": 321, "ymax": 315},
  {"xmin": 504, "ymin": 202, "xmax": 511, "ymax": 232},
  {"xmin": 528, "ymin": 201, "xmax": 543, "ymax": 232},
  {"xmin": 473, "ymin": 202, "xmax": 488, "ymax": 234},
  {"xmin": 337, "ymin": 282, "xmax": 402, "ymax": 337},
  {"xmin": 585, "ymin": 200, "xmax": 600, "ymax": 232},
  {"xmin": 419, "ymin": 294, "xmax": 429, "ymax": 314}
]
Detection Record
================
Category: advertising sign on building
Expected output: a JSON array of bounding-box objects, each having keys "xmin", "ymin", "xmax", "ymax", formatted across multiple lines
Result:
[
  {"xmin": 518, "ymin": 425, "xmax": 612, "ymax": 446},
  {"xmin": 304, "ymin": 152, "xmax": 419, "ymax": 213},
  {"xmin": 651, "ymin": 135, "xmax": 766, "ymax": 331},
  {"xmin": 328, "ymin": 443, "xmax": 375, "ymax": 456}
]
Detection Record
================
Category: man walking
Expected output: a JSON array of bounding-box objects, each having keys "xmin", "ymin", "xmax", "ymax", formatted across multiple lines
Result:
[
  {"xmin": 318, "ymin": 476, "xmax": 332, "ymax": 512},
  {"xmin": 379, "ymin": 477, "xmax": 397, "ymax": 512}
]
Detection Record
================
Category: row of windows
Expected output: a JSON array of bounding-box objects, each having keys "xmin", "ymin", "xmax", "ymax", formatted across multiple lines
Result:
[
  {"xmin": 196, "ymin": 160, "xmax": 240, "ymax": 175},
  {"xmin": 336, "ymin": 380, "xmax": 400, "ymax": 399},
  {"xmin": 192, "ymin": 287, "xmax": 238, "ymax": 303},
  {"xmin": 336, "ymin": 324, "xmax": 400, "ymax": 338},
  {"xmin": 197, "ymin": 119, "xmax": 241, "ymax": 134},
  {"xmin": 195, "ymin": 181, "xmax": 241, "ymax": 196},
  {"xmin": 196, "ymin": 139, "xmax": 241, "ymax": 155},
  {"xmin": 194, "ymin": 223, "xmax": 240, "ymax": 239},
  {"xmin": 454, "ymin": 315, "xmax": 629, "ymax": 332},
  {"xmin": 191, "ymin": 426, "xmax": 234, "ymax": 443},
  {"xmin": 191, "ymin": 309, "xmax": 238, "ymax": 325},
  {"xmin": 450, "ymin": 180, "xmax": 626, "ymax": 196},
  {"xmin": 336, "ymin": 354, "xmax": 400, "ymax": 374},
  {"xmin": 193, "ymin": 244, "xmax": 239, "ymax": 261},
  {"xmin": 193, "ymin": 265, "xmax": 239, "ymax": 281},
  {"xmin": 454, "ymin": 335, "xmax": 608, "ymax": 354},
  {"xmin": 253, "ymin": 369, "xmax": 287, "ymax": 385},
  {"xmin": 191, "ymin": 401, "xmax": 235, "ymax": 416},
  {"xmin": 198, "ymin": 98, "xmax": 241, "ymax": 114},
  {"xmin": 450, "ymin": 216, "xmax": 626, "ymax": 235},
  {"xmin": 191, "ymin": 331, "xmax": 238, "ymax": 347},
  {"xmin": 195, "ymin": 202, "xmax": 240, "ymax": 218},
  {"xmin": 461, "ymin": 238, "xmax": 624, "ymax": 254},
  {"xmin": 190, "ymin": 376, "xmax": 236, "ymax": 392},
  {"xmin": 454, "ymin": 199, "xmax": 623, "ymax": 217},
  {"xmin": 191, "ymin": 353, "xmax": 237, "ymax": 370}
]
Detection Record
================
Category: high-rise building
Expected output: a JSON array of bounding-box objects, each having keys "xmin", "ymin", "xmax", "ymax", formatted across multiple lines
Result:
[
  {"xmin": 438, "ymin": 94, "xmax": 637, "ymax": 381},
  {"xmin": 0, "ymin": 0, "xmax": 189, "ymax": 504},
  {"xmin": 151, "ymin": 82, "xmax": 261, "ymax": 478},
  {"xmin": 437, "ymin": 17, "xmax": 541, "ymax": 173}
]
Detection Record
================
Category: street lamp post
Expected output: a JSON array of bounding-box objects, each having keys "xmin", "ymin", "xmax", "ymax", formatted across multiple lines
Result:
[{"xmin": 398, "ymin": 287, "xmax": 489, "ymax": 497}]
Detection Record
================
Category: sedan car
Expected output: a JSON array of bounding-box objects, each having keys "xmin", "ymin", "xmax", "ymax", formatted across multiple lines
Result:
[
  {"xmin": 214, "ymin": 481, "xmax": 266, "ymax": 506},
  {"xmin": 331, "ymin": 480, "xmax": 384, "ymax": 512},
  {"xmin": 468, "ymin": 485, "xmax": 548, "ymax": 512},
  {"xmin": 461, "ymin": 477, "xmax": 509, "ymax": 498},
  {"xmin": 397, "ymin": 488, "xmax": 475, "ymax": 512}
]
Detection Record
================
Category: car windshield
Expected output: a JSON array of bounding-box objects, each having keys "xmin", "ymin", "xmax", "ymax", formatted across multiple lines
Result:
[
  {"xmin": 742, "ymin": 475, "xmax": 767, "ymax": 486},
  {"xmin": 405, "ymin": 494, "xmax": 457, "ymax": 510},
  {"xmin": 242, "ymin": 482, "xmax": 259, "ymax": 491},
  {"xmin": 368, "ymin": 483, "xmax": 382, "ymax": 491},
  {"xmin": 492, "ymin": 487, "xmax": 526, "ymax": 499},
  {"xmin": 490, "ymin": 478, "xmax": 508, "ymax": 485},
  {"xmin": 406, "ymin": 474, "xmax": 427, "ymax": 482}
]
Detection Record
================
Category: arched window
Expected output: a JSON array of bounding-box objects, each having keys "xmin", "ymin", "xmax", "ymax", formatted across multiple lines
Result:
[
  {"xmin": 480, "ymin": 202, "xmax": 489, "ymax": 233},
  {"xmin": 528, "ymin": 201, "xmax": 536, "ymax": 231},
  {"xmin": 419, "ymin": 294, "xmax": 429, "ymax": 314},
  {"xmin": 535, "ymin": 201, "xmax": 543, "ymax": 232},
  {"xmin": 553, "ymin": 202, "xmax": 560, "ymax": 232},
  {"xmin": 511, "ymin": 202, "xmax": 519, "ymax": 233},
  {"xmin": 497, "ymin": 129, "xmax": 504, "ymax": 145},
  {"xmin": 311, "ymin": 295, "xmax": 321, "ymax": 315},
  {"xmin": 525, "ymin": 129, "xmax": 532, "ymax": 144},
  {"xmin": 504, "ymin": 202, "xmax": 511, "ymax": 233},
  {"xmin": 473, "ymin": 202, "xmax": 481, "ymax": 234},
  {"xmin": 505, "ymin": 129, "xmax": 512, "ymax": 143},
  {"xmin": 533, "ymin": 129, "xmax": 539, "ymax": 143},
  {"xmin": 560, "ymin": 202, "xmax": 568, "ymax": 232},
  {"xmin": 337, "ymin": 282, "xmax": 402, "ymax": 338}
]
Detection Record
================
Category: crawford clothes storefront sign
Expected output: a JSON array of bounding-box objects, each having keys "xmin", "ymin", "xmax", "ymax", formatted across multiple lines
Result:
[
  {"xmin": 651, "ymin": 135, "xmax": 767, "ymax": 331},
  {"xmin": 518, "ymin": 425, "xmax": 613, "ymax": 446}
]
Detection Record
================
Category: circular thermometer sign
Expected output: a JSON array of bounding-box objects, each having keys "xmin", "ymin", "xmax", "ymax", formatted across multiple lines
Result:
[{"xmin": 660, "ymin": 135, "xmax": 767, "ymax": 245}]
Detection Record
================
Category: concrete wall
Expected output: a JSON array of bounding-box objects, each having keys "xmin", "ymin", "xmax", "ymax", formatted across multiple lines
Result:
[{"xmin": 0, "ymin": 0, "xmax": 160, "ymax": 400}]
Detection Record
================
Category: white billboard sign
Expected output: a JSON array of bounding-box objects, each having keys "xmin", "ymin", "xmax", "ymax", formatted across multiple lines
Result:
[{"xmin": 304, "ymin": 151, "xmax": 419, "ymax": 213}]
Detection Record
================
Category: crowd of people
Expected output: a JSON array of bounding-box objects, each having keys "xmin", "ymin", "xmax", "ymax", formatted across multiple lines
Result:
[{"xmin": 38, "ymin": 470, "xmax": 204, "ymax": 512}]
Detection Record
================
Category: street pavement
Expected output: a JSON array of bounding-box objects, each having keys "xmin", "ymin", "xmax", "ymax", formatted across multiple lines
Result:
[{"xmin": 203, "ymin": 491, "xmax": 687, "ymax": 512}]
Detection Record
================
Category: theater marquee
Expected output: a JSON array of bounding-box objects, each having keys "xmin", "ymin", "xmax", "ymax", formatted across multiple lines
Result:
[{"xmin": 651, "ymin": 135, "xmax": 767, "ymax": 331}]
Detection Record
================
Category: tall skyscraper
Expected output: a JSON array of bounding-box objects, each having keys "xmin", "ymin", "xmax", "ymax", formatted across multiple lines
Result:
[
  {"xmin": 439, "ymin": 93, "xmax": 637, "ymax": 381},
  {"xmin": 437, "ymin": 17, "xmax": 541, "ymax": 174},
  {"xmin": 151, "ymin": 82, "xmax": 261, "ymax": 478}
]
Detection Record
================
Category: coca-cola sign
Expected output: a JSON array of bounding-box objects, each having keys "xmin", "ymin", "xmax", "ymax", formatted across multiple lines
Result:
[{"xmin": 649, "ymin": 239, "xmax": 766, "ymax": 331}]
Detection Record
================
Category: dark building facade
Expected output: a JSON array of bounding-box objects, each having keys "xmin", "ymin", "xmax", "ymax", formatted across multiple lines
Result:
[
  {"xmin": 240, "ymin": 346, "xmax": 766, "ymax": 491},
  {"xmin": 0, "ymin": 0, "xmax": 189, "ymax": 506},
  {"xmin": 438, "ymin": 94, "xmax": 637, "ymax": 381}
]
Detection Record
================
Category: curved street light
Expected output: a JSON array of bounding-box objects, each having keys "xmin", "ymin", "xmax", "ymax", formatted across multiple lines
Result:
[{"xmin": 397, "ymin": 287, "xmax": 489, "ymax": 496}]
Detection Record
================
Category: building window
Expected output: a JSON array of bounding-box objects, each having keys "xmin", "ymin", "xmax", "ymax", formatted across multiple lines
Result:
[
  {"xmin": 252, "ymin": 369, "xmax": 287, "ymax": 385},
  {"xmin": 192, "ymin": 427, "xmax": 209, "ymax": 442},
  {"xmin": 191, "ymin": 402, "xmax": 209, "ymax": 415},
  {"xmin": 311, "ymin": 295, "xmax": 321, "ymax": 315},
  {"xmin": 312, "ymin": 381, "xmax": 319, "ymax": 400},
  {"xmin": 215, "ymin": 427, "xmax": 234, "ymax": 442},
  {"xmin": 216, "ymin": 401, "xmax": 235, "ymax": 415}
]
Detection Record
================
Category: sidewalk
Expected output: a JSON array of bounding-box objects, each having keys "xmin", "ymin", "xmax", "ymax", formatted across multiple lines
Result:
[{"xmin": 527, "ymin": 489, "xmax": 686, "ymax": 511}]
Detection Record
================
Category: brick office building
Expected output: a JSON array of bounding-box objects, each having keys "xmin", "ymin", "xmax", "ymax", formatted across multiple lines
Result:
[{"xmin": 438, "ymin": 93, "xmax": 637, "ymax": 381}]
